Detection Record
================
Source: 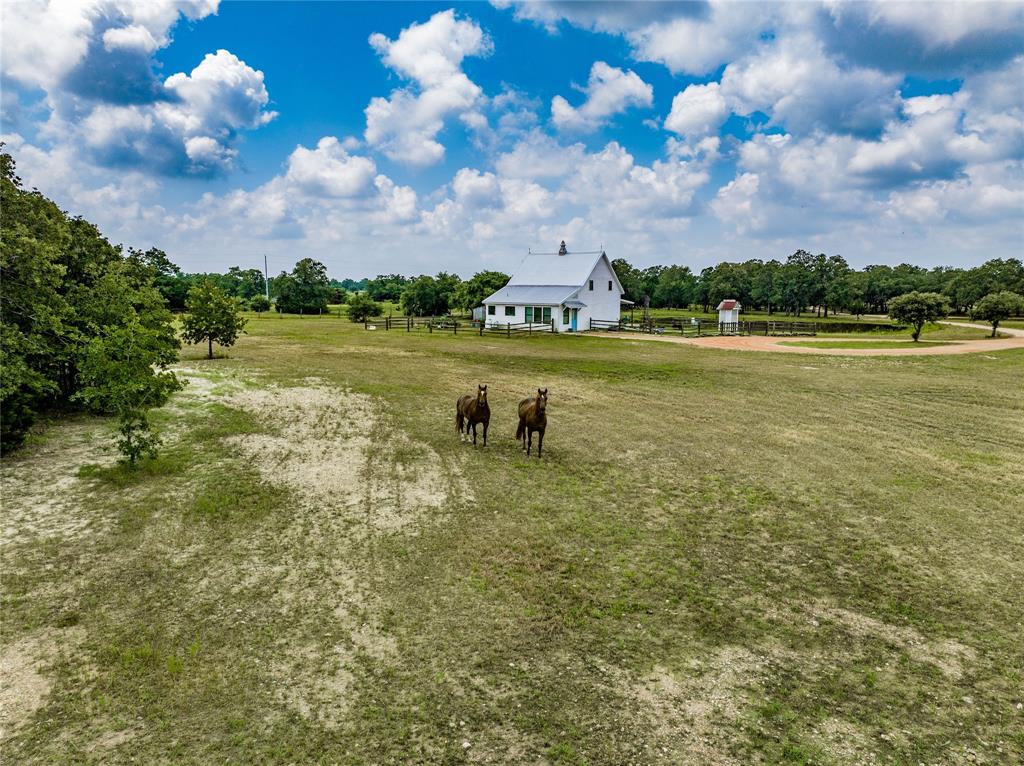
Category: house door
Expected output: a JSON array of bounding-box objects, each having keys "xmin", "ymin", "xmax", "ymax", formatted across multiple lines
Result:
[{"xmin": 571, "ymin": 308, "xmax": 578, "ymax": 331}]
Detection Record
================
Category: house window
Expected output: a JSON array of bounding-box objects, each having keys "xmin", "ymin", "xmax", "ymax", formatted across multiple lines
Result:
[
  {"xmin": 608, "ymin": 280, "xmax": 613, "ymax": 291},
  {"xmin": 562, "ymin": 307, "xmax": 570, "ymax": 324},
  {"xmin": 524, "ymin": 306, "xmax": 533, "ymax": 323},
  {"xmin": 504, "ymin": 305, "xmax": 515, "ymax": 316},
  {"xmin": 488, "ymin": 305, "xmax": 496, "ymax": 315},
  {"xmin": 542, "ymin": 307, "xmax": 552, "ymax": 323},
  {"xmin": 589, "ymin": 279, "xmax": 594, "ymax": 290}
]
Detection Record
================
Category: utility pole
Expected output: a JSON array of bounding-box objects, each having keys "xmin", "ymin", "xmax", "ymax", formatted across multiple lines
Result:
[{"xmin": 264, "ymin": 254, "xmax": 270, "ymax": 301}]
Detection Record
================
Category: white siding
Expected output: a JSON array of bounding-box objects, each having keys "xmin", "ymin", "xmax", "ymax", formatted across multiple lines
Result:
[
  {"xmin": 483, "ymin": 302, "xmax": 524, "ymax": 326},
  {"xmin": 584, "ymin": 256, "xmax": 622, "ymax": 325}
]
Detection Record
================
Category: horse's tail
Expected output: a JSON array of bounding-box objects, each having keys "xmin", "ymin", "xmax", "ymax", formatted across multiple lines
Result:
[
  {"xmin": 515, "ymin": 417, "xmax": 525, "ymax": 440},
  {"xmin": 456, "ymin": 409, "xmax": 464, "ymax": 432}
]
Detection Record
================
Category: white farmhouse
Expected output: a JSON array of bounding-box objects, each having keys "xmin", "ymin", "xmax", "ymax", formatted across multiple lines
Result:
[{"xmin": 482, "ymin": 242, "xmax": 624, "ymax": 332}]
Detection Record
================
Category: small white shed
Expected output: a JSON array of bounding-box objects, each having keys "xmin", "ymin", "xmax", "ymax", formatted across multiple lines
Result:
[{"xmin": 717, "ymin": 299, "xmax": 741, "ymax": 325}]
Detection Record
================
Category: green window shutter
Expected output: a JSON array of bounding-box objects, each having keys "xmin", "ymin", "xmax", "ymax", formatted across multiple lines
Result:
[
  {"xmin": 562, "ymin": 307, "xmax": 569, "ymax": 324},
  {"xmin": 543, "ymin": 307, "xmax": 551, "ymax": 322},
  {"xmin": 525, "ymin": 306, "xmax": 533, "ymax": 323}
]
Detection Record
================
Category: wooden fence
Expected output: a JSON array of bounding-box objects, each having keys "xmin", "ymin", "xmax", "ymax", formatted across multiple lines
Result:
[
  {"xmin": 362, "ymin": 316, "xmax": 554, "ymax": 337},
  {"xmin": 591, "ymin": 318, "xmax": 817, "ymax": 336},
  {"xmin": 478, "ymin": 321, "xmax": 555, "ymax": 337},
  {"xmin": 363, "ymin": 315, "xmax": 467, "ymax": 332}
]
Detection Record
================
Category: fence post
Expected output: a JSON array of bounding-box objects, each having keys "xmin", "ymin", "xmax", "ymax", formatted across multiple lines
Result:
[
  {"xmin": 479, "ymin": 323, "xmax": 483, "ymax": 336},
  {"xmin": 507, "ymin": 324, "xmax": 511, "ymax": 338},
  {"xmin": 453, "ymin": 320, "xmax": 457, "ymax": 335}
]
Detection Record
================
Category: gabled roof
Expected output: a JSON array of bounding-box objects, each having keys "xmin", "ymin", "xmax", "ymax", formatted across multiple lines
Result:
[
  {"xmin": 507, "ymin": 250, "xmax": 603, "ymax": 286},
  {"xmin": 483, "ymin": 285, "xmax": 578, "ymax": 305},
  {"xmin": 717, "ymin": 299, "xmax": 741, "ymax": 310}
]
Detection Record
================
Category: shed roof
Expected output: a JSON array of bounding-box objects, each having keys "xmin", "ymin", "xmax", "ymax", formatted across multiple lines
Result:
[
  {"xmin": 716, "ymin": 299, "xmax": 741, "ymax": 310},
  {"xmin": 483, "ymin": 285, "xmax": 578, "ymax": 305}
]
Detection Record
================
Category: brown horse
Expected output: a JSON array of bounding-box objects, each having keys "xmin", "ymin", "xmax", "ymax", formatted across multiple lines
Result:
[
  {"xmin": 516, "ymin": 388, "xmax": 548, "ymax": 457},
  {"xmin": 456, "ymin": 384, "xmax": 490, "ymax": 446}
]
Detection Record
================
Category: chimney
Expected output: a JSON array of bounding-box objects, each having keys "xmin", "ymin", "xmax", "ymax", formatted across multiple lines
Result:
[{"xmin": 558, "ymin": 240, "xmax": 567, "ymax": 256}]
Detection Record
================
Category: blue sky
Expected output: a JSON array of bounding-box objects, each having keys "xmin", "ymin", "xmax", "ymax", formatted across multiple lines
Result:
[{"xmin": 2, "ymin": 1, "xmax": 1022, "ymax": 278}]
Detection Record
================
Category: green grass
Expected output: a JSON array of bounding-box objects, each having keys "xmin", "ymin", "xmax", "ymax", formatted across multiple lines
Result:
[
  {"xmin": 779, "ymin": 339, "xmax": 957, "ymax": 349},
  {"xmin": 2, "ymin": 315, "xmax": 1022, "ymax": 764}
]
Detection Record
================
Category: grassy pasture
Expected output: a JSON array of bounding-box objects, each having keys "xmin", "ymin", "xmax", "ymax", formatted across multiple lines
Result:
[
  {"xmin": 778, "ymin": 340, "xmax": 958, "ymax": 350},
  {"xmin": 2, "ymin": 315, "xmax": 1023, "ymax": 765}
]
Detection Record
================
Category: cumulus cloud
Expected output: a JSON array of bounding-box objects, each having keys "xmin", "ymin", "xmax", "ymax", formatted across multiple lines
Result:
[
  {"xmin": 664, "ymin": 82, "xmax": 729, "ymax": 138},
  {"xmin": 719, "ymin": 36, "xmax": 901, "ymax": 135},
  {"xmin": 73, "ymin": 50, "xmax": 276, "ymax": 176},
  {"xmin": 285, "ymin": 137, "xmax": 377, "ymax": 197},
  {"xmin": 364, "ymin": 10, "xmax": 492, "ymax": 165},
  {"xmin": 167, "ymin": 135, "xmax": 417, "ymax": 238},
  {"xmin": 494, "ymin": 129, "xmax": 586, "ymax": 179},
  {"xmin": 2, "ymin": 2, "xmax": 275, "ymax": 177},
  {"xmin": 2, "ymin": 1, "xmax": 220, "ymax": 97},
  {"xmin": 550, "ymin": 61, "xmax": 653, "ymax": 132},
  {"xmin": 821, "ymin": 1, "xmax": 1024, "ymax": 72}
]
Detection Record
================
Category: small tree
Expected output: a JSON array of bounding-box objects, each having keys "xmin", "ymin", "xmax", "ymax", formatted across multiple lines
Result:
[
  {"xmin": 347, "ymin": 292, "xmax": 382, "ymax": 323},
  {"xmin": 75, "ymin": 310, "xmax": 183, "ymax": 466},
  {"xmin": 970, "ymin": 290, "xmax": 1023, "ymax": 337},
  {"xmin": 888, "ymin": 291, "xmax": 951, "ymax": 341},
  {"xmin": 181, "ymin": 279, "xmax": 248, "ymax": 358},
  {"xmin": 250, "ymin": 295, "xmax": 271, "ymax": 314}
]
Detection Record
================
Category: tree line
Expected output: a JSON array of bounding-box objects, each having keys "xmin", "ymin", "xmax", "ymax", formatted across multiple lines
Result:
[{"xmin": 611, "ymin": 252, "xmax": 1024, "ymax": 317}]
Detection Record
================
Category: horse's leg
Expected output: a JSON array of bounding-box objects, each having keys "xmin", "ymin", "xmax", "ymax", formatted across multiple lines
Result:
[
  {"xmin": 526, "ymin": 427, "xmax": 532, "ymax": 456},
  {"xmin": 537, "ymin": 428, "xmax": 544, "ymax": 458},
  {"xmin": 471, "ymin": 421, "xmax": 477, "ymax": 445},
  {"xmin": 483, "ymin": 420, "xmax": 488, "ymax": 447}
]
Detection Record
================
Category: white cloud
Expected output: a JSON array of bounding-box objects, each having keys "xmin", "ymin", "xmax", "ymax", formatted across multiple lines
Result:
[
  {"xmin": 629, "ymin": 2, "xmax": 781, "ymax": 75},
  {"xmin": 710, "ymin": 172, "xmax": 763, "ymax": 234},
  {"xmin": 1, "ymin": 0, "xmax": 220, "ymax": 90},
  {"xmin": 72, "ymin": 49, "xmax": 276, "ymax": 175},
  {"xmin": 826, "ymin": 1, "xmax": 1024, "ymax": 49},
  {"xmin": 886, "ymin": 161, "xmax": 1024, "ymax": 224},
  {"xmin": 364, "ymin": 10, "xmax": 492, "ymax": 165},
  {"xmin": 285, "ymin": 137, "xmax": 377, "ymax": 197},
  {"xmin": 550, "ymin": 61, "xmax": 653, "ymax": 132},
  {"xmin": 719, "ymin": 35, "xmax": 901, "ymax": 135},
  {"xmin": 494, "ymin": 130, "xmax": 586, "ymax": 179},
  {"xmin": 664, "ymin": 82, "xmax": 729, "ymax": 138}
]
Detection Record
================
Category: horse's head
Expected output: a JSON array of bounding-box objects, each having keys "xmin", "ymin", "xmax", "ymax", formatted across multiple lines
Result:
[
  {"xmin": 536, "ymin": 388, "xmax": 548, "ymax": 413},
  {"xmin": 478, "ymin": 384, "xmax": 488, "ymax": 406}
]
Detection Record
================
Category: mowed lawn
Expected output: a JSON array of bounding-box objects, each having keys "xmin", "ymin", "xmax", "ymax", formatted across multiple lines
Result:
[{"xmin": 2, "ymin": 315, "xmax": 1023, "ymax": 765}]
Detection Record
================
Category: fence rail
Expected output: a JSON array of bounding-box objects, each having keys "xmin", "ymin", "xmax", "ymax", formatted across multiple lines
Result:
[
  {"xmin": 363, "ymin": 315, "xmax": 466, "ymax": 333},
  {"xmin": 479, "ymin": 321, "xmax": 554, "ymax": 337},
  {"xmin": 590, "ymin": 317, "xmax": 817, "ymax": 337}
]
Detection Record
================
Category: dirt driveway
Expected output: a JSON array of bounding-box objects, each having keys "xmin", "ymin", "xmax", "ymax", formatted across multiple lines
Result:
[{"xmin": 587, "ymin": 321, "xmax": 1024, "ymax": 356}]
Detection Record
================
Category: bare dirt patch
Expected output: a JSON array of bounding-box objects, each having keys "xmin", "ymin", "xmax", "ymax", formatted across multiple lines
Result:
[
  {"xmin": 182, "ymin": 375, "xmax": 467, "ymax": 727},
  {"xmin": 0, "ymin": 419, "xmax": 116, "ymax": 548},
  {"xmin": 220, "ymin": 381, "xmax": 467, "ymax": 534},
  {"xmin": 0, "ymin": 628, "xmax": 82, "ymax": 739},
  {"xmin": 609, "ymin": 646, "xmax": 767, "ymax": 764},
  {"xmin": 813, "ymin": 603, "xmax": 978, "ymax": 679}
]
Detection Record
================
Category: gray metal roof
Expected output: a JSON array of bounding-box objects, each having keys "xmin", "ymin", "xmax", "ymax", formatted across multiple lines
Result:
[
  {"xmin": 507, "ymin": 251, "xmax": 604, "ymax": 287},
  {"xmin": 482, "ymin": 285, "xmax": 578, "ymax": 305}
]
